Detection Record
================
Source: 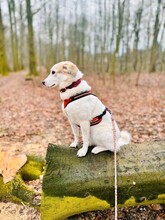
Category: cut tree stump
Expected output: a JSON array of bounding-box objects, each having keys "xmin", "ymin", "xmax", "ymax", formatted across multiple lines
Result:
[
  {"xmin": 0, "ymin": 155, "xmax": 44, "ymax": 206},
  {"xmin": 41, "ymin": 141, "xmax": 165, "ymax": 220}
]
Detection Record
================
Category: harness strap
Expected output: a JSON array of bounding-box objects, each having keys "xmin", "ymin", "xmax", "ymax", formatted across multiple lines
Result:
[
  {"xmin": 76, "ymin": 108, "xmax": 111, "ymax": 127},
  {"xmin": 90, "ymin": 107, "xmax": 110, "ymax": 126},
  {"xmin": 63, "ymin": 91, "xmax": 95, "ymax": 108}
]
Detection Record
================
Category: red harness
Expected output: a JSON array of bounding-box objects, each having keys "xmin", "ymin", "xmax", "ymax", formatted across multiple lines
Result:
[
  {"xmin": 90, "ymin": 107, "xmax": 108, "ymax": 126},
  {"xmin": 63, "ymin": 91, "xmax": 93, "ymax": 108},
  {"xmin": 63, "ymin": 91, "xmax": 110, "ymax": 126}
]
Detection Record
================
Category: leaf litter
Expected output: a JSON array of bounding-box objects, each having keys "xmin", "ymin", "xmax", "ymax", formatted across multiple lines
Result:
[{"xmin": 0, "ymin": 71, "xmax": 164, "ymax": 219}]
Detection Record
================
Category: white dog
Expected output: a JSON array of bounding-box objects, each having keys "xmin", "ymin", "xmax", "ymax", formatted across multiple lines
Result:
[{"xmin": 42, "ymin": 61, "xmax": 131, "ymax": 157}]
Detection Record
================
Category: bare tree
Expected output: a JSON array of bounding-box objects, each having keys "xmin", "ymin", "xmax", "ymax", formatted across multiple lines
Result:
[
  {"xmin": 26, "ymin": 0, "xmax": 38, "ymax": 76},
  {"xmin": 106, "ymin": 2, "xmax": 115, "ymax": 73},
  {"xmin": 61, "ymin": 0, "xmax": 66, "ymax": 61},
  {"xmin": 160, "ymin": 22, "xmax": 165, "ymax": 71},
  {"xmin": 110, "ymin": 0, "xmax": 126, "ymax": 84},
  {"xmin": 7, "ymin": 0, "xmax": 20, "ymax": 71},
  {"xmin": 0, "ymin": 1, "xmax": 8, "ymax": 75},
  {"xmin": 150, "ymin": 0, "xmax": 162, "ymax": 72},
  {"xmin": 133, "ymin": 1, "xmax": 144, "ymax": 72},
  {"xmin": 123, "ymin": 0, "xmax": 130, "ymax": 73},
  {"xmin": 19, "ymin": 0, "xmax": 25, "ymax": 69}
]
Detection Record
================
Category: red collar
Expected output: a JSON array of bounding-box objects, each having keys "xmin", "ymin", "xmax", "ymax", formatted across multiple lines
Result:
[{"xmin": 60, "ymin": 79, "xmax": 81, "ymax": 93}]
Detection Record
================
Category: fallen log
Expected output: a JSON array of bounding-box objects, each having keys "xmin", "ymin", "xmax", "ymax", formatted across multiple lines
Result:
[{"xmin": 41, "ymin": 141, "xmax": 165, "ymax": 220}]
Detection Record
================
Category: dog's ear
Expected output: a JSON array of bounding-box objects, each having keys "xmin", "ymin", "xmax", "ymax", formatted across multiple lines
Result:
[{"xmin": 63, "ymin": 62, "xmax": 78, "ymax": 76}]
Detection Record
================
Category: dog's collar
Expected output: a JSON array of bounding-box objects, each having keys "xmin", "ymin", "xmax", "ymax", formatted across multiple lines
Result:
[{"xmin": 60, "ymin": 79, "xmax": 81, "ymax": 93}]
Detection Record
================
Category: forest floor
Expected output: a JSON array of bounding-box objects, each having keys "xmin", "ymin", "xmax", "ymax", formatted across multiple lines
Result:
[{"xmin": 0, "ymin": 71, "xmax": 165, "ymax": 219}]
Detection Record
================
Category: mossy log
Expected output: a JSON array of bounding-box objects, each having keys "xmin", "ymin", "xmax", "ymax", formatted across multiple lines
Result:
[
  {"xmin": 0, "ymin": 155, "xmax": 44, "ymax": 206},
  {"xmin": 41, "ymin": 141, "xmax": 165, "ymax": 220}
]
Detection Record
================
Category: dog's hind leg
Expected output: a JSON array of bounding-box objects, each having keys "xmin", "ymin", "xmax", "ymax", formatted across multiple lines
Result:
[
  {"xmin": 91, "ymin": 146, "xmax": 108, "ymax": 154},
  {"xmin": 69, "ymin": 121, "xmax": 79, "ymax": 148},
  {"xmin": 92, "ymin": 142, "xmax": 121, "ymax": 154}
]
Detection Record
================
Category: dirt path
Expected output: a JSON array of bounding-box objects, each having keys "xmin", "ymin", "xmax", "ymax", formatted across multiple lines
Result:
[
  {"xmin": 0, "ymin": 71, "xmax": 71, "ymax": 157},
  {"xmin": 0, "ymin": 71, "xmax": 165, "ymax": 219}
]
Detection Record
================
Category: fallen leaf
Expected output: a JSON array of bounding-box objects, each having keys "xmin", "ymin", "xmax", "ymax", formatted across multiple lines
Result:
[{"xmin": 0, "ymin": 152, "xmax": 27, "ymax": 183}]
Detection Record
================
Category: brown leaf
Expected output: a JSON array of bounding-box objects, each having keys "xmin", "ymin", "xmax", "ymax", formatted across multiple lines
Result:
[{"xmin": 0, "ymin": 152, "xmax": 27, "ymax": 183}]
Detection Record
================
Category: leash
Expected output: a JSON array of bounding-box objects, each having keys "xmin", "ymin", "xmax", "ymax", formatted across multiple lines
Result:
[{"xmin": 111, "ymin": 115, "xmax": 118, "ymax": 220}]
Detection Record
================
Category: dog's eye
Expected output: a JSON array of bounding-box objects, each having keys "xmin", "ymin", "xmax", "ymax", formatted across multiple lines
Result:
[{"xmin": 52, "ymin": 71, "xmax": 55, "ymax": 74}]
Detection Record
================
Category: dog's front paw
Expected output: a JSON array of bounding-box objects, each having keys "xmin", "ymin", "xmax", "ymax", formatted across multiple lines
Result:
[
  {"xmin": 70, "ymin": 142, "xmax": 78, "ymax": 148},
  {"xmin": 77, "ymin": 148, "xmax": 87, "ymax": 157}
]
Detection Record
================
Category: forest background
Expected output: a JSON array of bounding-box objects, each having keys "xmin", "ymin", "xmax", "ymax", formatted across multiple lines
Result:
[{"xmin": 1, "ymin": 0, "xmax": 165, "ymax": 85}]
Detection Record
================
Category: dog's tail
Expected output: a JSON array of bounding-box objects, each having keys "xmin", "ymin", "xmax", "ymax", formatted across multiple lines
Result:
[{"xmin": 118, "ymin": 130, "xmax": 131, "ymax": 147}]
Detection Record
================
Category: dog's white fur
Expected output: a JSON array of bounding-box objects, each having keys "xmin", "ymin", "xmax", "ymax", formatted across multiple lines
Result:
[{"xmin": 43, "ymin": 61, "xmax": 131, "ymax": 157}]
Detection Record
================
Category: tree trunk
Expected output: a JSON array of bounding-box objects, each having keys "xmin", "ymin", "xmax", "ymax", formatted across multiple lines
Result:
[
  {"xmin": 26, "ymin": 0, "xmax": 38, "ymax": 76},
  {"xmin": 105, "ymin": 0, "xmax": 111, "ymax": 73},
  {"xmin": 123, "ymin": 0, "xmax": 130, "ymax": 74},
  {"xmin": 134, "ymin": 1, "xmax": 144, "ymax": 86},
  {"xmin": 106, "ymin": 3, "xmax": 115, "ymax": 73},
  {"xmin": 133, "ymin": 3, "xmax": 143, "ymax": 72},
  {"xmin": 54, "ymin": 0, "xmax": 59, "ymax": 63},
  {"xmin": 80, "ymin": 15, "xmax": 86, "ymax": 71},
  {"xmin": 0, "ymin": 2, "xmax": 8, "ymax": 75},
  {"xmin": 158, "ymin": 4, "xmax": 165, "ymax": 72},
  {"xmin": 61, "ymin": 0, "xmax": 66, "ymax": 61},
  {"xmin": 149, "ymin": 0, "xmax": 162, "ymax": 73},
  {"xmin": 145, "ymin": 0, "xmax": 152, "ymax": 72},
  {"xmin": 7, "ymin": 0, "xmax": 20, "ymax": 71},
  {"xmin": 19, "ymin": 0, "xmax": 24, "ymax": 69},
  {"xmin": 110, "ymin": 0, "xmax": 126, "ymax": 84}
]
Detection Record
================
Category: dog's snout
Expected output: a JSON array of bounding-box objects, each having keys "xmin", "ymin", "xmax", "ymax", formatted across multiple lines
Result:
[{"xmin": 42, "ymin": 81, "xmax": 45, "ymax": 85}]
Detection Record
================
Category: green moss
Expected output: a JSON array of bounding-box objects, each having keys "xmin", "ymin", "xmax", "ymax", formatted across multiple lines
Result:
[
  {"xmin": 117, "ymin": 177, "xmax": 165, "ymax": 205},
  {"xmin": 41, "ymin": 194, "xmax": 110, "ymax": 220},
  {"xmin": 11, "ymin": 175, "xmax": 36, "ymax": 203},
  {"xmin": 41, "ymin": 193, "xmax": 165, "ymax": 220},
  {"xmin": 124, "ymin": 194, "xmax": 165, "ymax": 207},
  {"xmin": 0, "ymin": 176, "xmax": 12, "ymax": 199},
  {"xmin": 20, "ymin": 155, "xmax": 45, "ymax": 181},
  {"xmin": 0, "ymin": 175, "xmax": 36, "ymax": 205}
]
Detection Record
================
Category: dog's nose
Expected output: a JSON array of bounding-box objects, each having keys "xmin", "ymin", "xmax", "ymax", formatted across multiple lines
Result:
[{"xmin": 42, "ymin": 81, "xmax": 45, "ymax": 85}]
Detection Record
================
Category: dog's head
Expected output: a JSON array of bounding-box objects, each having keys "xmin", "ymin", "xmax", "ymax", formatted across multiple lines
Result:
[{"xmin": 42, "ymin": 61, "xmax": 82, "ymax": 88}]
